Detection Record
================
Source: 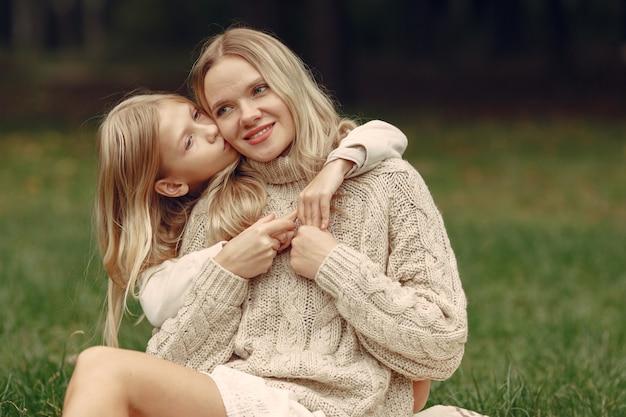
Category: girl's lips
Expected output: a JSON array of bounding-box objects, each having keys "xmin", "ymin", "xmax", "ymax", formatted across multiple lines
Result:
[{"xmin": 244, "ymin": 123, "xmax": 274, "ymax": 145}]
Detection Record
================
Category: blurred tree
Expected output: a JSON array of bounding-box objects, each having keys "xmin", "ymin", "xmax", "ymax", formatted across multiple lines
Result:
[
  {"xmin": 493, "ymin": 0, "xmax": 524, "ymax": 57},
  {"xmin": 11, "ymin": 0, "xmax": 48, "ymax": 51},
  {"xmin": 545, "ymin": 0, "xmax": 571, "ymax": 70},
  {"xmin": 82, "ymin": 0, "xmax": 107, "ymax": 53},
  {"xmin": 50, "ymin": 0, "xmax": 81, "ymax": 47},
  {"xmin": 303, "ymin": 0, "xmax": 354, "ymax": 103},
  {"xmin": 0, "ymin": 0, "xmax": 11, "ymax": 46}
]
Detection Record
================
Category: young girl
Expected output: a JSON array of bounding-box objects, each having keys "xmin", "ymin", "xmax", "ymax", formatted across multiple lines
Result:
[
  {"xmin": 62, "ymin": 91, "xmax": 412, "ymax": 416},
  {"xmin": 96, "ymin": 92, "xmax": 408, "ymax": 349}
]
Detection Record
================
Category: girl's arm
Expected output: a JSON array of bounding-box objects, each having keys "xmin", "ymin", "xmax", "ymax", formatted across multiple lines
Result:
[
  {"xmin": 139, "ymin": 242, "xmax": 226, "ymax": 327},
  {"xmin": 327, "ymin": 120, "xmax": 408, "ymax": 178},
  {"xmin": 299, "ymin": 120, "xmax": 408, "ymax": 228},
  {"xmin": 146, "ymin": 210, "xmax": 296, "ymax": 372}
]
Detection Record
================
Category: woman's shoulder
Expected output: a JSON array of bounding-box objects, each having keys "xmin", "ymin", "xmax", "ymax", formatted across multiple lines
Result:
[
  {"xmin": 366, "ymin": 158, "xmax": 422, "ymax": 180},
  {"xmin": 348, "ymin": 158, "xmax": 431, "ymax": 198}
]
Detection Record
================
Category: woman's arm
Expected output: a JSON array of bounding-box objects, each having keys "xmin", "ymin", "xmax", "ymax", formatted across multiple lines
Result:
[{"xmin": 291, "ymin": 163, "xmax": 467, "ymax": 381}]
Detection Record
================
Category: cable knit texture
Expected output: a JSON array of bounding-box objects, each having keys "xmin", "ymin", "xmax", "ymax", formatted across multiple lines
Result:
[{"xmin": 146, "ymin": 156, "xmax": 468, "ymax": 417}]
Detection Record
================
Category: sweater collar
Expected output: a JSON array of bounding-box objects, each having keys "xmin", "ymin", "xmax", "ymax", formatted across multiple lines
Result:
[{"xmin": 248, "ymin": 156, "xmax": 306, "ymax": 185}]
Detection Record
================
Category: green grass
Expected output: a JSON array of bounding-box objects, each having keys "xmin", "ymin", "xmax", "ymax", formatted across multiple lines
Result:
[{"xmin": 0, "ymin": 116, "xmax": 624, "ymax": 416}]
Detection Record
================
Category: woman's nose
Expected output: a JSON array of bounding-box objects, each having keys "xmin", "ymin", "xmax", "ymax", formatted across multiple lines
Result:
[{"xmin": 240, "ymin": 101, "xmax": 262, "ymax": 127}]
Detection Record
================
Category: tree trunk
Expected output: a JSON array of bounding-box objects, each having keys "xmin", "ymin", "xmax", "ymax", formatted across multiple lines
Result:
[
  {"xmin": 11, "ymin": 0, "xmax": 47, "ymax": 50},
  {"xmin": 82, "ymin": 0, "xmax": 106, "ymax": 53},
  {"xmin": 303, "ymin": 0, "xmax": 354, "ymax": 104}
]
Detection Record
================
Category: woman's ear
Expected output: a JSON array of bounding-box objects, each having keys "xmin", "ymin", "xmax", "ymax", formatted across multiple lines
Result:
[{"xmin": 154, "ymin": 178, "xmax": 189, "ymax": 197}]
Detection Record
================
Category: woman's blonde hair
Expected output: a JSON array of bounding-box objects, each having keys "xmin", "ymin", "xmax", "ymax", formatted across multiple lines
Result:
[
  {"xmin": 96, "ymin": 92, "xmax": 264, "ymax": 347},
  {"xmin": 190, "ymin": 27, "xmax": 357, "ymax": 180}
]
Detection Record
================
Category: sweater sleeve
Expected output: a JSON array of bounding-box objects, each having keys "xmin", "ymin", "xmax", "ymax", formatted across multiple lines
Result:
[
  {"xmin": 139, "ymin": 242, "xmax": 226, "ymax": 327},
  {"xmin": 314, "ymin": 164, "xmax": 467, "ymax": 381},
  {"xmin": 325, "ymin": 120, "xmax": 408, "ymax": 178},
  {"xmin": 145, "ymin": 199, "xmax": 248, "ymax": 373}
]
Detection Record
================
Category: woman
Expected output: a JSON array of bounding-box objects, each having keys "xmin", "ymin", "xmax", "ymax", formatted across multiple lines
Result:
[{"xmin": 145, "ymin": 27, "xmax": 468, "ymax": 416}]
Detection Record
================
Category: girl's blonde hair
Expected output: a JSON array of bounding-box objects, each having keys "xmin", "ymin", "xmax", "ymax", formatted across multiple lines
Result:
[
  {"xmin": 96, "ymin": 93, "xmax": 264, "ymax": 347},
  {"xmin": 190, "ymin": 27, "xmax": 357, "ymax": 180}
]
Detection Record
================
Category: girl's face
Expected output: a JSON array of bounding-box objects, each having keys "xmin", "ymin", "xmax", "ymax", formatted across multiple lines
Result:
[
  {"xmin": 202, "ymin": 55, "xmax": 296, "ymax": 163},
  {"xmin": 155, "ymin": 99, "xmax": 239, "ymax": 196}
]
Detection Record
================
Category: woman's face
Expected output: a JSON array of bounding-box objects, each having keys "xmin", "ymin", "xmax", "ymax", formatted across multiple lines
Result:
[
  {"xmin": 156, "ymin": 99, "xmax": 239, "ymax": 195},
  {"xmin": 202, "ymin": 55, "xmax": 296, "ymax": 163}
]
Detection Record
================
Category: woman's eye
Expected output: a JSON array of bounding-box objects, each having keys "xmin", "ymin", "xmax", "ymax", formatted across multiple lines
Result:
[
  {"xmin": 253, "ymin": 85, "xmax": 268, "ymax": 95},
  {"xmin": 185, "ymin": 136, "xmax": 193, "ymax": 150},
  {"xmin": 215, "ymin": 105, "xmax": 232, "ymax": 117},
  {"xmin": 192, "ymin": 109, "xmax": 200, "ymax": 120}
]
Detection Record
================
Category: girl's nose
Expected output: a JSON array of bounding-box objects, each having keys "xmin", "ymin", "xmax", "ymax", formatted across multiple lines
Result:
[{"xmin": 204, "ymin": 123, "xmax": 219, "ymax": 142}]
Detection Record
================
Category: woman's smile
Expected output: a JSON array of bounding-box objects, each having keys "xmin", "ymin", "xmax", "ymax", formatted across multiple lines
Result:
[{"xmin": 245, "ymin": 123, "xmax": 274, "ymax": 144}]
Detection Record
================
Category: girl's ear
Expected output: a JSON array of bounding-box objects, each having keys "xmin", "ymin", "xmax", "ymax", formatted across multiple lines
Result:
[{"xmin": 154, "ymin": 178, "xmax": 189, "ymax": 197}]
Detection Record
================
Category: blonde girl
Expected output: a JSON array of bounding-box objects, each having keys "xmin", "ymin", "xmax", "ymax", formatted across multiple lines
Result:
[
  {"xmin": 95, "ymin": 92, "xmax": 407, "ymax": 348},
  {"xmin": 63, "ymin": 83, "xmax": 410, "ymax": 416}
]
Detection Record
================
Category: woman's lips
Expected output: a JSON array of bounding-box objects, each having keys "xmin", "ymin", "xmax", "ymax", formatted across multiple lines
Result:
[{"xmin": 244, "ymin": 123, "xmax": 274, "ymax": 145}]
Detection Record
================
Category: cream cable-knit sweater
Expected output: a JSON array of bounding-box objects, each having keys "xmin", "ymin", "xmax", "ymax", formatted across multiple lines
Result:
[{"xmin": 146, "ymin": 156, "xmax": 468, "ymax": 417}]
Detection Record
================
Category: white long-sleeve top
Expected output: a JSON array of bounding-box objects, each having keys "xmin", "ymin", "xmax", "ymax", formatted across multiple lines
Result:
[{"xmin": 139, "ymin": 120, "xmax": 407, "ymax": 327}]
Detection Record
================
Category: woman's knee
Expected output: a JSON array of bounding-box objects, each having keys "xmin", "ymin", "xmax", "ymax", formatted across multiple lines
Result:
[{"xmin": 72, "ymin": 346, "xmax": 124, "ymax": 382}]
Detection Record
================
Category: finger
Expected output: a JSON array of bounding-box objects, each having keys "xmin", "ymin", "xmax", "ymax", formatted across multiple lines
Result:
[
  {"xmin": 319, "ymin": 200, "xmax": 331, "ymax": 230},
  {"xmin": 264, "ymin": 216, "xmax": 297, "ymax": 236},
  {"xmin": 278, "ymin": 230, "xmax": 296, "ymax": 252},
  {"xmin": 280, "ymin": 210, "xmax": 297, "ymax": 222},
  {"xmin": 297, "ymin": 202, "xmax": 305, "ymax": 229},
  {"xmin": 273, "ymin": 231, "xmax": 287, "ymax": 242},
  {"xmin": 305, "ymin": 203, "xmax": 321, "ymax": 228},
  {"xmin": 253, "ymin": 213, "xmax": 276, "ymax": 225}
]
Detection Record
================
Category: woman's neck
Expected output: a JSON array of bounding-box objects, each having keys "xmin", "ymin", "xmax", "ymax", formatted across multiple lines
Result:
[{"xmin": 248, "ymin": 156, "xmax": 306, "ymax": 185}]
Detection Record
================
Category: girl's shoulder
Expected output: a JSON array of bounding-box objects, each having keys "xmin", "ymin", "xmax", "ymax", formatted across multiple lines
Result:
[{"xmin": 180, "ymin": 195, "xmax": 211, "ymax": 254}]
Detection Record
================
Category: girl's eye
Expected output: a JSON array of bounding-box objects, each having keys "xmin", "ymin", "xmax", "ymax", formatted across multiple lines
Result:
[
  {"xmin": 192, "ymin": 109, "xmax": 200, "ymax": 120},
  {"xmin": 185, "ymin": 136, "xmax": 193, "ymax": 150}
]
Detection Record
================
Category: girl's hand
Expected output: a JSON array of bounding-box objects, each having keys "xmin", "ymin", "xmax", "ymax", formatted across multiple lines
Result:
[
  {"xmin": 272, "ymin": 211, "xmax": 298, "ymax": 252},
  {"xmin": 215, "ymin": 213, "xmax": 296, "ymax": 278},
  {"xmin": 298, "ymin": 159, "xmax": 353, "ymax": 230},
  {"xmin": 290, "ymin": 225, "xmax": 338, "ymax": 280}
]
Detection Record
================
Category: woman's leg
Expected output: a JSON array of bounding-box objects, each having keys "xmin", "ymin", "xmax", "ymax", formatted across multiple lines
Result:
[{"xmin": 62, "ymin": 346, "xmax": 227, "ymax": 417}]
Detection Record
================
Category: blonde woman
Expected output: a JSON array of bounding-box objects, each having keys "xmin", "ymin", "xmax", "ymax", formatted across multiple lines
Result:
[{"xmin": 143, "ymin": 27, "xmax": 467, "ymax": 416}]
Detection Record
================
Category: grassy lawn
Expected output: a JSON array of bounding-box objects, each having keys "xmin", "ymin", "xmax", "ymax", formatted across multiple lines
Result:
[{"xmin": 0, "ymin": 116, "xmax": 624, "ymax": 416}]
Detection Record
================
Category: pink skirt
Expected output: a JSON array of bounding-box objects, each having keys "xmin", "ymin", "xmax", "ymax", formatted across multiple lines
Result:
[{"xmin": 209, "ymin": 365, "xmax": 326, "ymax": 417}]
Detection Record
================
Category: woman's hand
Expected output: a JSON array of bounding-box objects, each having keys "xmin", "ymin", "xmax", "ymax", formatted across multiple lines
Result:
[
  {"xmin": 298, "ymin": 159, "xmax": 353, "ymax": 229},
  {"xmin": 290, "ymin": 225, "xmax": 338, "ymax": 280},
  {"xmin": 214, "ymin": 212, "xmax": 296, "ymax": 278}
]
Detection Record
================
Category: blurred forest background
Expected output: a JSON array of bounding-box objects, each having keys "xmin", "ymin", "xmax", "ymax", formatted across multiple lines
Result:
[{"xmin": 1, "ymin": 0, "xmax": 625, "ymax": 123}]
